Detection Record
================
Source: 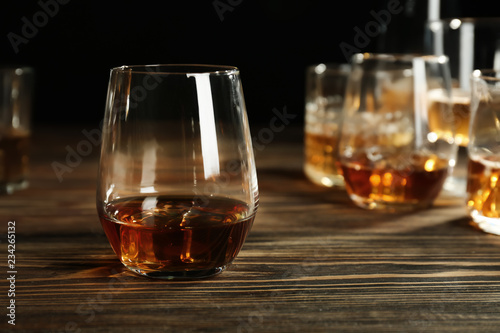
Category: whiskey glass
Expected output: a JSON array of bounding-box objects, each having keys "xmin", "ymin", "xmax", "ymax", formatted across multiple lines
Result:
[
  {"xmin": 339, "ymin": 53, "xmax": 457, "ymax": 212},
  {"xmin": 0, "ymin": 67, "xmax": 33, "ymax": 194},
  {"xmin": 304, "ymin": 63, "xmax": 350, "ymax": 188},
  {"xmin": 97, "ymin": 65, "xmax": 259, "ymax": 279},
  {"xmin": 467, "ymin": 69, "xmax": 500, "ymax": 235},
  {"xmin": 424, "ymin": 18, "xmax": 500, "ymax": 195}
]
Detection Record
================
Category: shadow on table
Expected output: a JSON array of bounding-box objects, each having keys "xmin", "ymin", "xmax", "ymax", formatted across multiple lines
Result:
[
  {"xmin": 257, "ymin": 167, "xmax": 352, "ymax": 204},
  {"xmin": 51, "ymin": 255, "xmax": 230, "ymax": 286}
]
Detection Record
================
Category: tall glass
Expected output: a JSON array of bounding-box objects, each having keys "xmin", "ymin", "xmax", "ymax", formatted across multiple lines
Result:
[
  {"xmin": 339, "ymin": 53, "xmax": 457, "ymax": 212},
  {"xmin": 425, "ymin": 18, "xmax": 500, "ymax": 194},
  {"xmin": 97, "ymin": 65, "xmax": 259, "ymax": 279},
  {"xmin": 467, "ymin": 69, "xmax": 500, "ymax": 235},
  {"xmin": 304, "ymin": 63, "xmax": 350, "ymax": 187}
]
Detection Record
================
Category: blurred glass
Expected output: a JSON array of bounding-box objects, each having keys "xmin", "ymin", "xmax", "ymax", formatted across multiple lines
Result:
[
  {"xmin": 467, "ymin": 69, "xmax": 500, "ymax": 235},
  {"xmin": 304, "ymin": 63, "xmax": 350, "ymax": 188},
  {"xmin": 0, "ymin": 67, "xmax": 33, "ymax": 194},
  {"xmin": 339, "ymin": 53, "xmax": 457, "ymax": 212},
  {"xmin": 424, "ymin": 18, "xmax": 500, "ymax": 194}
]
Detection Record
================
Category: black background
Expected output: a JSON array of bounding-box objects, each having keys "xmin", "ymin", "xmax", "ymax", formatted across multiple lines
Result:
[{"xmin": 0, "ymin": 0, "xmax": 496, "ymax": 127}]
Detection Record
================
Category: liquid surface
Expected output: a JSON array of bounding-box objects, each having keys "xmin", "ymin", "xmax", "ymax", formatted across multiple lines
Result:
[
  {"xmin": 304, "ymin": 131, "xmax": 343, "ymax": 187},
  {"xmin": 428, "ymin": 89, "xmax": 471, "ymax": 147},
  {"xmin": 99, "ymin": 195, "xmax": 255, "ymax": 274},
  {"xmin": 341, "ymin": 152, "xmax": 449, "ymax": 207}
]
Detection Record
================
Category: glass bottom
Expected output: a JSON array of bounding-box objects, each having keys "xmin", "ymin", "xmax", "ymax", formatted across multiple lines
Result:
[
  {"xmin": 349, "ymin": 194, "xmax": 432, "ymax": 213},
  {"xmin": 124, "ymin": 264, "xmax": 227, "ymax": 280},
  {"xmin": 0, "ymin": 179, "xmax": 28, "ymax": 195},
  {"xmin": 442, "ymin": 175, "xmax": 467, "ymax": 197},
  {"xmin": 304, "ymin": 165, "xmax": 344, "ymax": 188},
  {"xmin": 470, "ymin": 211, "xmax": 500, "ymax": 235},
  {"xmin": 442, "ymin": 146, "xmax": 467, "ymax": 197}
]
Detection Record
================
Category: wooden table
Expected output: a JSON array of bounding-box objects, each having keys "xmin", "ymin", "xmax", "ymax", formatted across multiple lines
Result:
[{"xmin": 2, "ymin": 124, "xmax": 500, "ymax": 333}]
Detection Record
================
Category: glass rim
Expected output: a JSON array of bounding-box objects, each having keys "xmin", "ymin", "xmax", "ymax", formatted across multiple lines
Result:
[
  {"xmin": 0, "ymin": 66, "xmax": 34, "ymax": 74},
  {"xmin": 471, "ymin": 69, "xmax": 500, "ymax": 81},
  {"xmin": 352, "ymin": 53, "xmax": 449, "ymax": 64},
  {"xmin": 110, "ymin": 64, "xmax": 239, "ymax": 75},
  {"xmin": 306, "ymin": 62, "xmax": 351, "ymax": 75},
  {"xmin": 426, "ymin": 17, "xmax": 500, "ymax": 24}
]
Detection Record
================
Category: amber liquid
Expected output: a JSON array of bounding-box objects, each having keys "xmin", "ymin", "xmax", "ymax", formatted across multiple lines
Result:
[
  {"xmin": 428, "ymin": 89, "xmax": 471, "ymax": 147},
  {"xmin": 380, "ymin": 78, "xmax": 413, "ymax": 113},
  {"xmin": 304, "ymin": 131, "xmax": 343, "ymax": 187},
  {"xmin": 466, "ymin": 158, "xmax": 500, "ymax": 222},
  {"xmin": 340, "ymin": 152, "xmax": 449, "ymax": 210},
  {"xmin": 99, "ymin": 195, "xmax": 255, "ymax": 277},
  {"xmin": 0, "ymin": 131, "xmax": 29, "ymax": 186}
]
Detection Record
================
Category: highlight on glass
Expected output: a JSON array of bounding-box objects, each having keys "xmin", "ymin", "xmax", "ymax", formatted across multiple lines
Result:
[
  {"xmin": 96, "ymin": 64, "xmax": 259, "ymax": 279},
  {"xmin": 338, "ymin": 53, "xmax": 457, "ymax": 212}
]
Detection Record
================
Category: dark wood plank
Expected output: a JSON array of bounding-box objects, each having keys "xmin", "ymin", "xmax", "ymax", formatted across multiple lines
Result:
[{"xmin": 2, "ymin": 124, "xmax": 500, "ymax": 332}]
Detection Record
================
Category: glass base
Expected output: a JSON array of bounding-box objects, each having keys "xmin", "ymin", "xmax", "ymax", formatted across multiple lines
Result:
[
  {"xmin": 442, "ymin": 175, "xmax": 467, "ymax": 198},
  {"xmin": 470, "ymin": 211, "xmax": 500, "ymax": 235},
  {"xmin": 442, "ymin": 146, "xmax": 468, "ymax": 197},
  {"xmin": 349, "ymin": 194, "xmax": 432, "ymax": 213},
  {"xmin": 124, "ymin": 264, "xmax": 227, "ymax": 280},
  {"xmin": 0, "ymin": 180, "xmax": 28, "ymax": 195},
  {"xmin": 304, "ymin": 165, "xmax": 344, "ymax": 188}
]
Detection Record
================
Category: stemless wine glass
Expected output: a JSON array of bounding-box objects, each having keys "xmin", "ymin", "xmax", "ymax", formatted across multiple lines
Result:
[
  {"xmin": 0, "ymin": 67, "xmax": 33, "ymax": 194},
  {"xmin": 339, "ymin": 53, "xmax": 457, "ymax": 212},
  {"xmin": 304, "ymin": 63, "xmax": 350, "ymax": 188},
  {"xmin": 467, "ymin": 69, "xmax": 500, "ymax": 235},
  {"xmin": 97, "ymin": 64, "xmax": 259, "ymax": 279},
  {"xmin": 424, "ymin": 18, "xmax": 500, "ymax": 195}
]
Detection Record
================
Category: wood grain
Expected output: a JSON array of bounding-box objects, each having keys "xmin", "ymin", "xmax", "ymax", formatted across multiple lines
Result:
[{"xmin": 1, "ymin": 124, "xmax": 500, "ymax": 332}]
